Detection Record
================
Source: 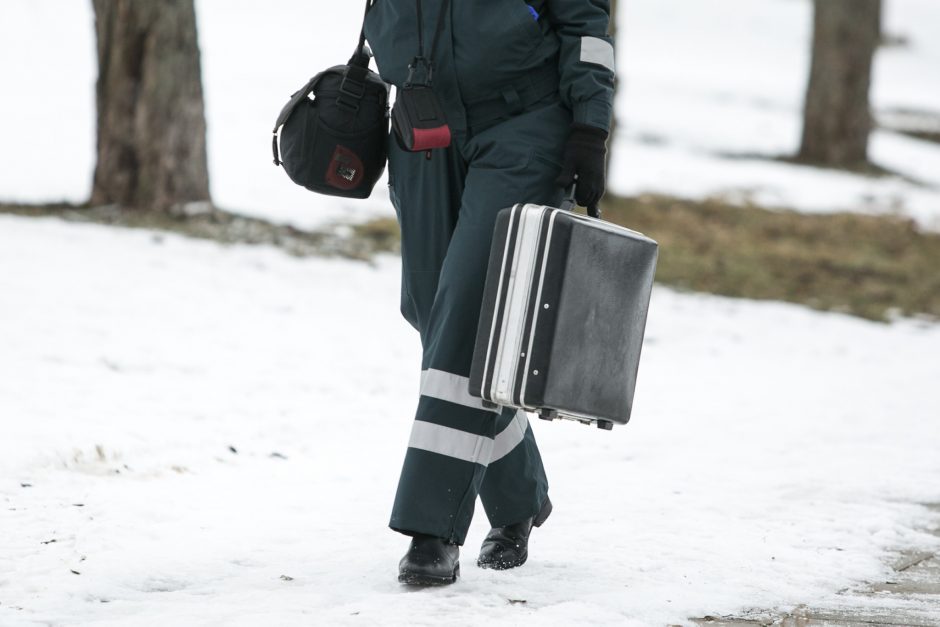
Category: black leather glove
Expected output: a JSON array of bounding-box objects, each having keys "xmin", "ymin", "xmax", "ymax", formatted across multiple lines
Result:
[{"xmin": 554, "ymin": 123, "xmax": 609, "ymax": 217}]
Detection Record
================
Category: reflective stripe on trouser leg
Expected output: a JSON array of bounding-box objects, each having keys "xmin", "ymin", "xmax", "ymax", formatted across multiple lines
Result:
[
  {"xmin": 420, "ymin": 368, "xmax": 501, "ymax": 414},
  {"xmin": 390, "ymin": 370, "xmax": 532, "ymax": 545},
  {"xmin": 479, "ymin": 405, "xmax": 549, "ymax": 528},
  {"xmin": 406, "ymin": 388, "xmax": 527, "ymax": 465}
]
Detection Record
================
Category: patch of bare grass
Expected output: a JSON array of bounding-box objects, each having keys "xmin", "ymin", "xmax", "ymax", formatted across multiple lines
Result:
[
  {"xmin": 0, "ymin": 202, "xmax": 389, "ymax": 261},
  {"xmin": 601, "ymin": 194, "xmax": 940, "ymax": 321}
]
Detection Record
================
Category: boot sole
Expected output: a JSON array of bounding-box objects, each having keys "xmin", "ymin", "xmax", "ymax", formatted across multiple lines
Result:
[{"xmin": 398, "ymin": 563, "xmax": 460, "ymax": 586}]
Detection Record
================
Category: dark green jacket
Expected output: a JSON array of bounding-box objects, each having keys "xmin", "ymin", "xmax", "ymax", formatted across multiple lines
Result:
[{"xmin": 363, "ymin": 0, "xmax": 615, "ymax": 132}]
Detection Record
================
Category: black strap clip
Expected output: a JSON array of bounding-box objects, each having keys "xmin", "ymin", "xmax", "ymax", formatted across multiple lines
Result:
[
  {"xmin": 337, "ymin": 71, "xmax": 366, "ymax": 111},
  {"xmin": 405, "ymin": 56, "xmax": 433, "ymax": 89}
]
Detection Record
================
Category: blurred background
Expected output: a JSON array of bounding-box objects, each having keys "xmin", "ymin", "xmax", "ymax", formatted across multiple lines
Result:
[
  {"xmin": 1, "ymin": 1, "xmax": 939, "ymax": 626},
  {"xmin": 2, "ymin": 0, "xmax": 939, "ymax": 320}
]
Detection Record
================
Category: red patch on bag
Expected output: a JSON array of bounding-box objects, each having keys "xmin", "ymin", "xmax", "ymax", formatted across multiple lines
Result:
[
  {"xmin": 325, "ymin": 145, "xmax": 364, "ymax": 190},
  {"xmin": 411, "ymin": 125, "xmax": 452, "ymax": 151}
]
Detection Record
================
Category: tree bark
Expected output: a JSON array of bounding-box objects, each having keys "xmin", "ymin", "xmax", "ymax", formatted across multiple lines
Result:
[
  {"xmin": 798, "ymin": 0, "xmax": 881, "ymax": 167},
  {"xmin": 91, "ymin": 0, "xmax": 210, "ymax": 212}
]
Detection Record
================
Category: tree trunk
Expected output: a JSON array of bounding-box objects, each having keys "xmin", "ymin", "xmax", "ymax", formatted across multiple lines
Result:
[
  {"xmin": 91, "ymin": 0, "xmax": 210, "ymax": 213},
  {"xmin": 798, "ymin": 0, "xmax": 881, "ymax": 167}
]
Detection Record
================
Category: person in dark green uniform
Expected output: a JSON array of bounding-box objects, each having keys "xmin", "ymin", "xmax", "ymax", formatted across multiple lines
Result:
[{"xmin": 363, "ymin": 0, "xmax": 615, "ymax": 585}]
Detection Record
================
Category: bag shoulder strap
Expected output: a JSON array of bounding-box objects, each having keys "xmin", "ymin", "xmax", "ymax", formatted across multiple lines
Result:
[
  {"xmin": 407, "ymin": 0, "xmax": 451, "ymax": 86},
  {"xmin": 351, "ymin": 0, "xmax": 376, "ymax": 68},
  {"xmin": 339, "ymin": 0, "xmax": 384, "ymax": 109},
  {"xmin": 427, "ymin": 0, "xmax": 451, "ymax": 66}
]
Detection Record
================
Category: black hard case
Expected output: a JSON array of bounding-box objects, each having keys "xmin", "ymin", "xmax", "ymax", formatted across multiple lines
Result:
[{"xmin": 468, "ymin": 204, "xmax": 658, "ymax": 429}]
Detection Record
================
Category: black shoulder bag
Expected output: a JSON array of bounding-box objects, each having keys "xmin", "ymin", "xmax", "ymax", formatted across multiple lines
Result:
[{"xmin": 272, "ymin": 0, "xmax": 390, "ymax": 199}]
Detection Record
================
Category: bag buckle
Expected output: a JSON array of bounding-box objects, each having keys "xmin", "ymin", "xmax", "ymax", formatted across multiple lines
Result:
[
  {"xmin": 337, "ymin": 71, "xmax": 366, "ymax": 111},
  {"xmin": 404, "ymin": 56, "xmax": 433, "ymax": 88},
  {"xmin": 340, "ymin": 76, "xmax": 365, "ymax": 100}
]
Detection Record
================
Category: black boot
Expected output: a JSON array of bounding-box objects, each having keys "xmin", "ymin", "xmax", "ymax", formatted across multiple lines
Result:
[
  {"xmin": 398, "ymin": 534, "xmax": 460, "ymax": 586},
  {"xmin": 477, "ymin": 496, "xmax": 552, "ymax": 570}
]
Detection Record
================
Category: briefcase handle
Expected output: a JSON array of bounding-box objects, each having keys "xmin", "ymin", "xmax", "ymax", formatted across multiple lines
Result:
[{"xmin": 559, "ymin": 181, "xmax": 602, "ymax": 220}]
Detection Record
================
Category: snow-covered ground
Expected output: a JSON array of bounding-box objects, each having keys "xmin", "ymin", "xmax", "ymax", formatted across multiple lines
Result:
[
  {"xmin": 1, "ymin": 0, "xmax": 939, "ymax": 229},
  {"xmin": 2, "ymin": 215, "xmax": 939, "ymax": 626},
  {"xmin": 2, "ymin": 3, "xmax": 940, "ymax": 623}
]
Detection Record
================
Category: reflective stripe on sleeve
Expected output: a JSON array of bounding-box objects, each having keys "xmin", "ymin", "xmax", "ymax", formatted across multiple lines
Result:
[
  {"xmin": 580, "ymin": 36, "xmax": 616, "ymax": 73},
  {"xmin": 420, "ymin": 368, "xmax": 501, "ymax": 413}
]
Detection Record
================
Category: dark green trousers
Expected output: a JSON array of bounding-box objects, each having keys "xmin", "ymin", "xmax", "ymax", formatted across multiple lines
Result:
[{"xmin": 387, "ymin": 100, "xmax": 571, "ymax": 545}]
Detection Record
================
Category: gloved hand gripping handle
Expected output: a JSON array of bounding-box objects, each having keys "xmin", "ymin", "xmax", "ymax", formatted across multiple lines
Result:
[{"xmin": 559, "ymin": 182, "xmax": 602, "ymax": 219}]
